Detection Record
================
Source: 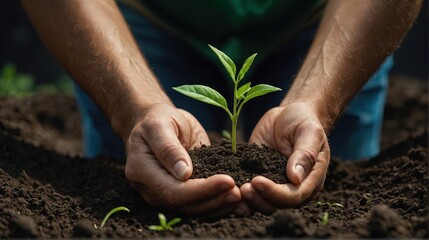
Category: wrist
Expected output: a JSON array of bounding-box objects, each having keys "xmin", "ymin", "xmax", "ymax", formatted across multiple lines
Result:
[{"xmin": 110, "ymin": 88, "xmax": 172, "ymax": 143}]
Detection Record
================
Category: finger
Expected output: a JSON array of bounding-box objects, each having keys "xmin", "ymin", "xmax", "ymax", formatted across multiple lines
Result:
[
  {"xmin": 240, "ymin": 183, "xmax": 276, "ymax": 214},
  {"xmin": 147, "ymin": 172, "xmax": 237, "ymax": 207},
  {"xmin": 179, "ymin": 186, "xmax": 245, "ymax": 216},
  {"xmin": 142, "ymin": 114, "xmax": 194, "ymax": 180},
  {"xmin": 177, "ymin": 109, "xmax": 211, "ymax": 149},
  {"xmin": 249, "ymin": 108, "xmax": 283, "ymax": 146},
  {"xmin": 286, "ymin": 125, "xmax": 327, "ymax": 184},
  {"xmin": 251, "ymin": 160, "xmax": 327, "ymax": 207},
  {"xmin": 126, "ymin": 136, "xmax": 238, "ymax": 205}
]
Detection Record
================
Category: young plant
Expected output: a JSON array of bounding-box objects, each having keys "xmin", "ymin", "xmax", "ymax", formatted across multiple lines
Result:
[
  {"xmin": 360, "ymin": 193, "xmax": 373, "ymax": 205},
  {"xmin": 95, "ymin": 206, "xmax": 130, "ymax": 229},
  {"xmin": 315, "ymin": 201, "xmax": 344, "ymax": 225},
  {"xmin": 221, "ymin": 129, "xmax": 231, "ymax": 140},
  {"xmin": 0, "ymin": 63, "xmax": 35, "ymax": 97},
  {"xmin": 148, "ymin": 213, "xmax": 182, "ymax": 231},
  {"xmin": 173, "ymin": 44, "xmax": 281, "ymax": 153}
]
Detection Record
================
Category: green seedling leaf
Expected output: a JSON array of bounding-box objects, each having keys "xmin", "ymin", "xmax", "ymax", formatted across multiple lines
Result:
[
  {"xmin": 236, "ymin": 82, "xmax": 251, "ymax": 99},
  {"xmin": 1, "ymin": 64, "xmax": 16, "ymax": 80},
  {"xmin": 99, "ymin": 206, "xmax": 130, "ymax": 229},
  {"xmin": 167, "ymin": 218, "xmax": 182, "ymax": 227},
  {"xmin": 331, "ymin": 203, "xmax": 344, "ymax": 209},
  {"xmin": 158, "ymin": 213, "xmax": 167, "ymax": 228},
  {"xmin": 221, "ymin": 130, "xmax": 231, "ymax": 139},
  {"xmin": 208, "ymin": 44, "xmax": 236, "ymax": 82},
  {"xmin": 174, "ymin": 45, "xmax": 281, "ymax": 154},
  {"xmin": 15, "ymin": 75, "xmax": 35, "ymax": 91},
  {"xmin": 243, "ymin": 84, "xmax": 281, "ymax": 103},
  {"xmin": 237, "ymin": 53, "xmax": 257, "ymax": 83},
  {"xmin": 173, "ymin": 85, "xmax": 231, "ymax": 116},
  {"xmin": 148, "ymin": 213, "xmax": 182, "ymax": 231},
  {"xmin": 148, "ymin": 225, "xmax": 164, "ymax": 231}
]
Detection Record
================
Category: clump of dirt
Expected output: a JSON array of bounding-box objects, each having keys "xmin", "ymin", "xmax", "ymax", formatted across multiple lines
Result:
[{"xmin": 191, "ymin": 140, "xmax": 289, "ymax": 186}]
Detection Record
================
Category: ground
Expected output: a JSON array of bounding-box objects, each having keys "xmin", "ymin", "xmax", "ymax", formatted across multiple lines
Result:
[{"xmin": 0, "ymin": 76, "xmax": 427, "ymax": 238}]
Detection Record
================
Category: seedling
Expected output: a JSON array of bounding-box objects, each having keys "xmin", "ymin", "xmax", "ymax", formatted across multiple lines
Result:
[
  {"xmin": 221, "ymin": 129, "xmax": 231, "ymax": 140},
  {"xmin": 360, "ymin": 193, "xmax": 373, "ymax": 205},
  {"xmin": 95, "ymin": 206, "xmax": 130, "ymax": 229},
  {"xmin": 315, "ymin": 201, "xmax": 344, "ymax": 225},
  {"xmin": 0, "ymin": 63, "xmax": 34, "ymax": 97},
  {"xmin": 173, "ymin": 44, "xmax": 281, "ymax": 153},
  {"xmin": 148, "ymin": 213, "xmax": 182, "ymax": 231}
]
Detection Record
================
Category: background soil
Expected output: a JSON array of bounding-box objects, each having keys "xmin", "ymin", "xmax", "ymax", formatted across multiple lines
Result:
[{"xmin": 0, "ymin": 76, "xmax": 427, "ymax": 238}]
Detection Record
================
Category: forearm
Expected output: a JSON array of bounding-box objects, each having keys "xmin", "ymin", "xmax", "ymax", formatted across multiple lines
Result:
[
  {"xmin": 281, "ymin": 0, "xmax": 422, "ymax": 132},
  {"xmin": 21, "ymin": 0, "xmax": 172, "ymax": 139}
]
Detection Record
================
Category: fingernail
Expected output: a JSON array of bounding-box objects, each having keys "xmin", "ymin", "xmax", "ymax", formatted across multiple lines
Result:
[
  {"xmin": 225, "ymin": 194, "xmax": 239, "ymax": 203},
  {"xmin": 243, "ymin": 192, "xmax": 254, "ymax": 200},
  {"xmin": 173, "ymin": 161, "xmax": 188, "ymax": 179},
  {"xmin": 294, "ymin": 164, "xmax": 305, "ymax": 182}
]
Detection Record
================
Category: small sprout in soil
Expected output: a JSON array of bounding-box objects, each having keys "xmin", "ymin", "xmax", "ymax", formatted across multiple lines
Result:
[
  {"xmin": 360, "ymin": 193, "xmax": 373, "ymax": 205},
  {"xmin": 321, "ymin": 212, "xmax": 329, "ymax": 225},
  {"xmin": 315, "ymin": 201, "xmax": 344, "ymax": 225},
  {"xmin": 221, "ymin": 129, "xmax": 231, "ymax": 140},
  {"xmin": 95, "ymin": 206, "xmax": 130, "ymax": 230},
  {"xmin": 173, "ymin": 44, "xmax": 281, "ymax": 153},
  {"xmin": 315, "ymin": 201, "xmax": 344, "ymax": 211},
  {"xmin": 148, "ymin": 213, "xmax": 182, "ymax": 231}
]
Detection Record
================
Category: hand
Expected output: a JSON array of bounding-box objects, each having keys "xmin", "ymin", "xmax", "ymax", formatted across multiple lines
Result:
[
  {"xmin": 124, "ymin": 103, "xmax": 248, "ymax": 216},
  {"xmin": 241, "ymin": 103, "xmax": 330, "ymax": 213}
]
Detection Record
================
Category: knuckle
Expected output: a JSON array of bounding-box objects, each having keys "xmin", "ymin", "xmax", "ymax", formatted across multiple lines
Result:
[
  {"xmin": 142, "ymin": 117, "xmax": 166, "ymax": 134},
  {"xmin": 158, "ymin": 142, "xmax": 183, "ymax": 164},
  {"xmin": 307, "ymin": 124, "xmax": 325, "ymax": 138},
  {"xmin": 298, "ymin": 148, "xmax": 318, "ymax": 166}
]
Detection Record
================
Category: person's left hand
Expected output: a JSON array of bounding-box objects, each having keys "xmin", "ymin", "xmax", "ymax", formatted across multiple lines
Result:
[{"xmin": 240, "ymin": 103, "xmax": 330, "ymax": 213}]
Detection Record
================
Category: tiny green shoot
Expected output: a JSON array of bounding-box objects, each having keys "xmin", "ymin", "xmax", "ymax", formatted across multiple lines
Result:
[
  {"xmin": 0, "ymin": 63, "xmax": 35, "ymax": 97},
  {"xmin": 321, "ymin": 212, "xmax": 329, "ymax": 225},
  {"xmin": 96, "ymin": 206, "xmax": 130, "ymax": 229},
  {"xmin": 221, "ymin": 129, "xmax": 231, "ymax": 140},
  {"xmin": 148, "ymin": 213, "xmax": 182, "ymax": 231},
  {"xmin": 361, "ymin": 193, "xmax": 373, "ymax": 205},
  {"xmin": 173, "ymin": 44, "xmax": 281, "ymax": 153},
  {"xmin": 315, "ymin": 201, "xmax": 344, "ymax": 225}
]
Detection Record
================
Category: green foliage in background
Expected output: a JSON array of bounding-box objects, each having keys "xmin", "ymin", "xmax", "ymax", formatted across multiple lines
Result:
[
  {"xmin": 0, "ymin": 63, "xmax": 74, "ymax": 97},
  {"xmin": 0, "ymin": 63, "xmax": 35, "ymax": 97}
]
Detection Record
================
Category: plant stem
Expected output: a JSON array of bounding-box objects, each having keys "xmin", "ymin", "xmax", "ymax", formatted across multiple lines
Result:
[
  {"xmin": 100, "ymin": 206, "xmax": 130, "ymax": 229},
  {"xmin": 231, "ymin": 117, "xmax": 238, "ymax": 154},
  {"xmin": 231, "ymin": 80, "xmax": 238, "ymax": 154}
]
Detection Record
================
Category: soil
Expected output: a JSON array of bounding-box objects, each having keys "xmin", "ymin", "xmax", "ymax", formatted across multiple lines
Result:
[
  {"xmin": 0, "ymin": 76, "xmax": 427, "ymax": 238},
  {"xmin": 191, "ymin": 141, "xmax": 289, "ymax": 186}
]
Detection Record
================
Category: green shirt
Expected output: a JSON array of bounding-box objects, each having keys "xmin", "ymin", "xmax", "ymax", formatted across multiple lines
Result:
[{"xmin": 121, "ymin": 0, "xmax": 325, "ymax": 64}]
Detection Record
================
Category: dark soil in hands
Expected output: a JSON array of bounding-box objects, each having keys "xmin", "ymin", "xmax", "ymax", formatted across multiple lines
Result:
[
  {"xmin": 0, "ymin": 77, "xmax": 427, "ymax": 238},
  {"xmin": 191, "ymin": 141, "xmax": 289, "ymax": 186}
]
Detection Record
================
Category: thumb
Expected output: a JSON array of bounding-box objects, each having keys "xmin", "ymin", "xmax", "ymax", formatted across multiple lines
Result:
[
  {"xmin": 286, "ymin": 127, "xmax": 326, "ymax": 184},
  {"xmin": 143, "ymin": 119, "xmax": 193, "ymax": 180}
]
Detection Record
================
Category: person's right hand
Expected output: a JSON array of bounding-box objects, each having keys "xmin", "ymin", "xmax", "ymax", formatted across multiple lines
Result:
[{"xmin": 124, "ymin": 103, "xmax": 248, "ymax": 216}]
